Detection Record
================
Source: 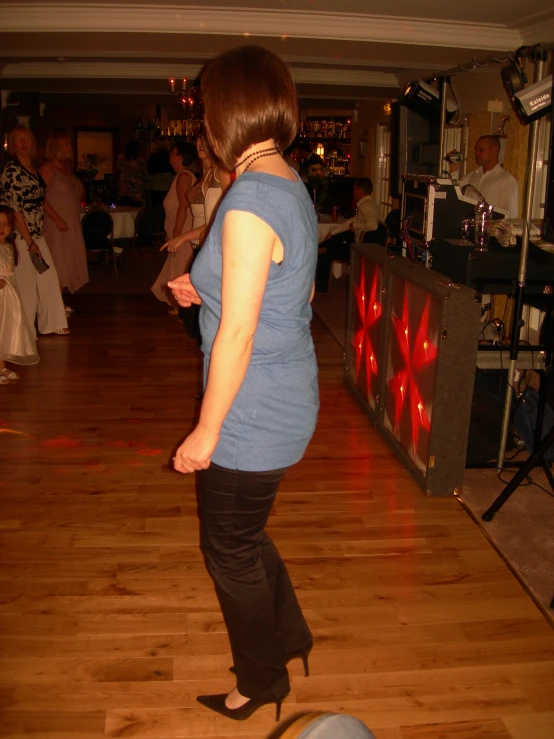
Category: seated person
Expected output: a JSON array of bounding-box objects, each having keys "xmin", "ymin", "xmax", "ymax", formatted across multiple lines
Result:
[{"xmin": 315, "ymin": 177, "xmax": 383, "ymax": 293}]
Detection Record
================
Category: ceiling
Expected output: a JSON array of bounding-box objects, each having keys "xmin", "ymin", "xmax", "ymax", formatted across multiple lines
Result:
[{"xmin": 2, "ymin": 1, "xmax": 553, "ymax": 105}]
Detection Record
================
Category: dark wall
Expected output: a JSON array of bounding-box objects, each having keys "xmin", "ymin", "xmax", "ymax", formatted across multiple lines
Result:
[{"xmin": 3, "ymin": 92, "xmax": 185, "ymax": 165}]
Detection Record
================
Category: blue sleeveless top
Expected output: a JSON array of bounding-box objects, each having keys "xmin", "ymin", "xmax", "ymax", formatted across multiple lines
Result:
[{"xmin": 190, "ymin": 170, "xmax": 319, "ymax": 471}]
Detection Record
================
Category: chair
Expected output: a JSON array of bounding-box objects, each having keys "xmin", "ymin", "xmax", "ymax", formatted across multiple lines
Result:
[
  {"xmin": 115, "ymin": 206, "xmax": 163, "ymax": 275},
  {"xmin": 329, "ymin": 223, "xmax": 389, "ymax": 286},
  {"xmin": 81, "ymin": 207, "xmax": 118, "ymax": 276},
  {"xmin": 361, "ymin": 221, "xmax": 388, "ymax": 247}
]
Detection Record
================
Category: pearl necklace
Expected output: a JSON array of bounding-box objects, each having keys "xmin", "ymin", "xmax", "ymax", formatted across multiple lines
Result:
[{"xmin": 234, "ymin": 146, "xmax": 279, "ymax": 173}]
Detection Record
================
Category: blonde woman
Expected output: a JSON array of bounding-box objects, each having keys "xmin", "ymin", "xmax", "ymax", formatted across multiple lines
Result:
[
  {"xmin": 160, "ymin": 136, "xmax": 231, "ymax": 255},
  {"xmin": 0, "ymin": 125, "xmax": 68, "ymax": 336},
  {"xmin": 41, "ymin": 132, "xmax": 89, "ymax": 306}
]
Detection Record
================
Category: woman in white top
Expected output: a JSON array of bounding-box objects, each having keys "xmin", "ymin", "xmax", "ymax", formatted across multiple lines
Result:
[
  {"xmin": 151, "ymin": 140, "xmax": 197, "ymax": 310},
  {"xmin": 186, "ymin": 136, "xmax": 212, "ymax": 249},
  {"xmin": 161, "ymin": 136, "xmax": 231, "ymax": 255}
]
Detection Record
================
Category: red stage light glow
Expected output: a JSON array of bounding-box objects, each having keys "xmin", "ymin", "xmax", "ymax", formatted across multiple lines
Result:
[
  {"xmin": 39, "ymin": 437, "xmax": 81, "ymax": 448},
  {"xmin": 388, "ymin": 291, "xmax": 436, "ymax": 461},
  {"xmin": 352, "ymin": 260, "xmax": 382, "ymax": 406}
]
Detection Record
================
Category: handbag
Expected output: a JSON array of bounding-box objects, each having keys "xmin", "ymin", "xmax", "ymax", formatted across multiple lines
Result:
[{"xmin": 29, "ymin": 251, "xmax": 50, "ymax": 274}]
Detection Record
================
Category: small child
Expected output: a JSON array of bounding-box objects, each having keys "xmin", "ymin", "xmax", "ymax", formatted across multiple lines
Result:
[{"xmin": 0, "ymin": 205, "xmax": 39, "ymax": 384}]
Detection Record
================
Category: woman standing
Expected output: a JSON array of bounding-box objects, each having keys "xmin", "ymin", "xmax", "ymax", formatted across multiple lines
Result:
[
  {"xmin": 168, "ymin": 45, "xmax": 318, "ymax": 721},
  {"xmin": 151, "ymin": 140, "xmax": 197, "ymax": 310},
  {"xmin": 41, "ymin": 132, "xmax": 89, "ymax": 305},
  {"xmin": 185, "ymin": 135, "xmax": 211, "ymax": 247},
  {"xmin": 0, "ymin": 126, "xmax": 69, "ymax": 337},
  {"xmin": 161, "ymin": 135, "xmax": 232, "ymax": 255}
]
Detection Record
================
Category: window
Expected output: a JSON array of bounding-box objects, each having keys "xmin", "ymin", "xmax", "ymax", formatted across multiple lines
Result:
[{"xmin": 375, "ymin": 124, "xmax": 394, "ymax": 218}]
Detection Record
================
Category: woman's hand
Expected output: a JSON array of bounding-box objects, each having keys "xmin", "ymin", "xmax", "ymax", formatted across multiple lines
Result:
[
  {"xmin": 173, "ymin": 425, "xmax": 219, "ymax": 474},
  {"xmin": 167, "ymin": 273, "xmax": 202, "ymax": 307},
  {"xmin": 28, "ymin": 242, "xmax": 42, "ymax": 257},
  {"xmin": 161, "ymin": 234, "xmax": 185, "ymax": 253},
  {"xmin": 56, "ymin": 218, "xmax": 69, "ymax": 232}
]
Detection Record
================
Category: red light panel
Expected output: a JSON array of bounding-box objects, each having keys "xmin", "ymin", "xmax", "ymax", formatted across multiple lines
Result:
[
  {"xmin": 348, "ymin": 258, "xmax": 383, "ymax": 411},
  {"xmin": 383, "ymin": 275, "xmax": 439, "ymax": 472}
]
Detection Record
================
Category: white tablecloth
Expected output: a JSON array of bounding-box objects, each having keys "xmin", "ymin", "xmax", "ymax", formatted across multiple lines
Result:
[
  {"xmin": 317, "ymin": 221, "xmax": 345, "ymax": 242},
  {"xmin": 80, "ymin": 206, "xmax": 140, "ymax": 239}
]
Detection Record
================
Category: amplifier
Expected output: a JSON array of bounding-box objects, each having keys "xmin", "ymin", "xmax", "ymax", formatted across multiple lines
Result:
[
  {"xmin": 345, "ymin": 244, "xmax": 481, "ymax": 496},
  {"xmin": 430, "ymin": 238, "xmax": 554, "ymax": 294},
  {"xmin": 402, "ymin": 175, "xmax": 507, "ymax": 249}
]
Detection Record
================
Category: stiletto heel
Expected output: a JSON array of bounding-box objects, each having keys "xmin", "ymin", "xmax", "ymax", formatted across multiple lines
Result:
[
  {"xmin": 196, "ymin": 693, "xmax": 287, "ymax": 721},
  {"xmin": 229, "ymin": 641, "xmax": 313, "ymax": 677},
  {"xmin": 285, "ymin": 641, "xmax": 313, "ymax": 677}
]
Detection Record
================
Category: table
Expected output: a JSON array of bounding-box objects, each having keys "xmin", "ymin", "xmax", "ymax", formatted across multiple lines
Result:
[
  {"xmin": 317, "ymin": 220, "xmax": 345, "ymax": 243},
  {"xmin": 317, "ymin": 217, "xmax": 348, "ymax": 278},
  {"xmin": 80, "ymin": 206, "xmax": 140, "ymax": 239}
]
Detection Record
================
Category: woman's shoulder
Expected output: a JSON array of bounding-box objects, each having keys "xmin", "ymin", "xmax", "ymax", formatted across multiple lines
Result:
[
  {"xmin": 225, "ymin": 172, "xmax": 304, "ymax": 206},
  {"xmin": 2, "ymin": 159, "xmax": 20, "ymax": 176},
  {"xmin": 1, "ymin": 159, "xmax": 27, "ymax": 187}
]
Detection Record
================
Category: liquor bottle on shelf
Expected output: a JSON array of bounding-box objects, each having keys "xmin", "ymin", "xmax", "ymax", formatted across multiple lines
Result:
[{"xmin": 300, "ymin": 118, "xmax": 352, "ymax": 144}]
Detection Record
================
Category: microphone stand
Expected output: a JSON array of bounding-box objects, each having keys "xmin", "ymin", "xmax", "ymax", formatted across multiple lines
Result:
[{"xmin": 497, "ymin": 55, "xmax": 546, "ymax": 470}]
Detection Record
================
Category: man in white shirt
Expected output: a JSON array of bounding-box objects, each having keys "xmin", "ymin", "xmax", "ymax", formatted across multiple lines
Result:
[
  {"xmin": 315, "ymin": 178, "xmax": 383, "ymax": 292},
  {"xmin": 457, "ymin": 135, "xmax": 519, "ymax": 218}
]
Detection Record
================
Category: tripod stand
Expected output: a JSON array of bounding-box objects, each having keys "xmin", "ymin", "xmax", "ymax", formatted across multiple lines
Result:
[
  {"xmin": 483, "ymin": 300, "xmax": 554, "ymax": 522},
  {"xmin": 481, "ymin": 301, "xmax": 554, "ymax": 610}
]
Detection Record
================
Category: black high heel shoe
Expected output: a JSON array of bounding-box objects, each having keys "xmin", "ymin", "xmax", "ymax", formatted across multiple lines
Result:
[
  {"xmin": 285, "ymin": 641, "xmax": 313, "ymax": 677},
  {"xmin": 196, "ymin": 693, "xmax": 285, "ymax": 721},
  {"xmin": 229, "ymin": 641, "xmax": 313, "ymax": 678}
]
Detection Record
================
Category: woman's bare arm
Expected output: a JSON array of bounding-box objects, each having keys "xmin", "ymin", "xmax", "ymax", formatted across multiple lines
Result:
[
  {"xmin": 172, "ymin": 170, "xmax": 193, "ymax": 238},
  {"xmin": 160, "ymin": 224, "xmax": 206, "ymax": 252},
  {"xmin": 44, "ymin": 200, "xmax": 68, "ymax": 231},
  {"xmin": 173, "ymin": 209, "xmax": 276, "ymax": 473}
]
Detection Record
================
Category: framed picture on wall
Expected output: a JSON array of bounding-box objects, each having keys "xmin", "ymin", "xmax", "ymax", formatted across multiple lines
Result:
[{"xmin": 75, "ymin": 127, "xmax": 119, "ymax": 180}]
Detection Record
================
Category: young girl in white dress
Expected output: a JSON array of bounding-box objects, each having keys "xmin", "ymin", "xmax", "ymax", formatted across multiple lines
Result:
[{"xmin": 0, "ymin": 206, "xmax": 39, "ymax": 385}]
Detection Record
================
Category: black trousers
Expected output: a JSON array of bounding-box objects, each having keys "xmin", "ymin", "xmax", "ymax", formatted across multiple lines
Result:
[
  {"xmin": 198, "ymin": 462, "xmax": 312, "ymax": 701},
  {"xmin": 178, "ymin": 304, "xmax": 200, "ymax": 342},
  {"xmin": 315, "ymin": 230, "xmax": 355, "ymax": 292}
]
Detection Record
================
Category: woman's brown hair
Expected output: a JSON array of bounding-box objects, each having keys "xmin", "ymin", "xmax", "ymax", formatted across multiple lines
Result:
[
  {"xmin": 45, "ymin": 131, "xmax": 72, "ymax": 163},
  {"xmin": 0, "ymin": 205, "xmax": 19, "ymax": 265},
  {"xmin": 6, "ymin": 125, "xmax": 37, "ymax": 163},
  {"xmin": 201, "ymin": 45, "xmax": 298, "ymax": 171}
]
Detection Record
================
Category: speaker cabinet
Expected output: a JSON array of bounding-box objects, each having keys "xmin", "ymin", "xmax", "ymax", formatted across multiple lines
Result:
[
  {"xmin": 345, "ymin": 244, "xmax": 481, "ymax": 496},
  {"xmin": 345, "ymin": 243, "xmax": 388, "ymax": 422}
]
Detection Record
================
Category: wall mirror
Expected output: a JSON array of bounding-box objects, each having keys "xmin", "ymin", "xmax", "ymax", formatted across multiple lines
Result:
[{"xmin": 75, "ymin": 127, "xmax": 119, "ymax": 180}]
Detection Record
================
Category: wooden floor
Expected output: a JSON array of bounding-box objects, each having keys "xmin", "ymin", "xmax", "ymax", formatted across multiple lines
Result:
[{"xmin": 1, "ymin": 294, "xmax": 553, "ymax": 739}]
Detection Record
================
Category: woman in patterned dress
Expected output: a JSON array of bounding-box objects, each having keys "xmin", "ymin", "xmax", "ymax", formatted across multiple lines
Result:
[{"xmin": 0, "ymin": 125, "xmax": 69, "ymax": 337}]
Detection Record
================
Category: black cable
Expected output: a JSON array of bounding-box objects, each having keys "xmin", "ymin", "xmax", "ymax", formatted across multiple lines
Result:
[
  {"xmin": 497, "ymin": 468, "xmax": 554, "ymax": 499},
  {"xmin": 504, "ymin": 446, "xmax": 526, "ymax": 461},
  {"xmin": 529, "ymin": 477, "xmax": 554, "ymax": 498}
]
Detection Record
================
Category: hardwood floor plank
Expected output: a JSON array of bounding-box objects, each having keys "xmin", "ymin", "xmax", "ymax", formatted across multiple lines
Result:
[
  {"xmin": 1, "ymin": 296, "xmax": 552, "ymax": 739},
  {"xmin": 0, "ymin": 710, "xmax": 106, "ymax": 738},
  {"xmin": 400, "ymin": 719, "xmax": 512, "ymax": 738},
  {"xmin": 502, "ymin": 713, "xmax": 554, "ymax": 739}
]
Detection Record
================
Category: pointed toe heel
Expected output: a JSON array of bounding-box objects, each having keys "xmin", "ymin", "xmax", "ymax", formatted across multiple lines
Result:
[{"xmin": 196, "ymin": 693, "xmax": 285, "ymax": 721}]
